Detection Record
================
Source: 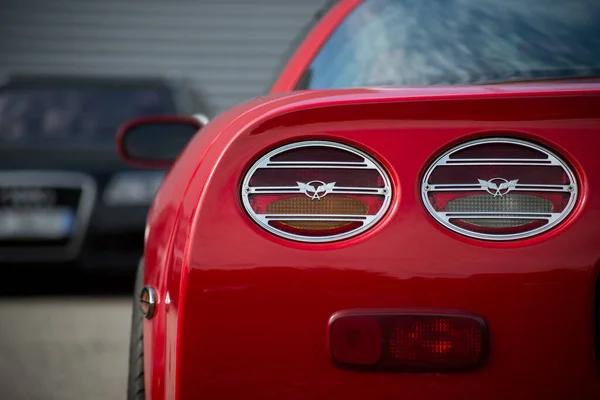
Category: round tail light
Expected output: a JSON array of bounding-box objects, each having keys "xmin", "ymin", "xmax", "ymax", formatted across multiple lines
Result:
[
  {"xmin": 421, "ymin": 137, "xmax": 578, "ymax": 241},
  {"xmin": 241, "ymin": 141, "xmax": 392, "ymax": 243}
]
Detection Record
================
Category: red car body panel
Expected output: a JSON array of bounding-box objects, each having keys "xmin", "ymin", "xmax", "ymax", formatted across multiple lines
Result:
[{"xmin": 142, "ymin": 84, "xmax": 600, "ymax": 399}]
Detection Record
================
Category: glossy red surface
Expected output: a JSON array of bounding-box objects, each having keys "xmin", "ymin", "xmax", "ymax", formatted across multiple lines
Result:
[{"xmin": 140, "ymin": 83, "xmax": 600, "ymax": 399}]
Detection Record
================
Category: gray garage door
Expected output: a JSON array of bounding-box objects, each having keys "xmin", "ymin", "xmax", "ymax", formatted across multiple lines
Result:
[{"xmin": 0, "ymin": 0, "xmax": 328, "ymax": 116}]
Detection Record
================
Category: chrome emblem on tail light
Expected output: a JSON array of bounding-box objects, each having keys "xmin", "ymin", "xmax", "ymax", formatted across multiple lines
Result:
[
  {"xmin": 241, "ymin": 141, "xmax": 392, "ymax": 243},
  {"xmin": 421, "ymin": 137, "xmax": 578, "ymax": 241},
  {"xmin": 297, "ymin": 181, "xmax": 336, "ymax": 200},
  {"xmin": 477, "ymin": 178, "xmax": 519, "ymax": 197}
]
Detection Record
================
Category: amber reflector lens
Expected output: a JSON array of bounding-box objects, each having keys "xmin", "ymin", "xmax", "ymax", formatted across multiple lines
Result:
[
  {"xmin": 266, "ymin": 195, "xmax": 370, "ymax": 216},
  {"xmin": 329, "ymin": 312, "xmax": 486, "ymax": 372},
  {"xmin": 140, "ymin": 290, "xmax": 150, "ymax": 315},
  {"xmin": 421, "ymin": 138, "xmax": 578, "ymax": 241},
  {"xmin": 242, "ymin": 141, "xmax": 392, "ymax": 243}
]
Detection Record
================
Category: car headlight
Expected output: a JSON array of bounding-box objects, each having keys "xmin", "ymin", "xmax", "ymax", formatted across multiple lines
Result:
[{"xmin": 103, "ymin": 171, "xmax": 166, "ymax": 206}]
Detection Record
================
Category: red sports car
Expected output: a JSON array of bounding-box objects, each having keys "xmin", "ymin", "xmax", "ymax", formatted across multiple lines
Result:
[{"xmin": 118, "ymin": 0, "xmax": 600, "ymax": 399}]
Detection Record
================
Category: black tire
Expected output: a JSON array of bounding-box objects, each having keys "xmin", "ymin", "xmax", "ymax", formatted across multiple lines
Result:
[{"xmin": 127, "ymin": 258, "xmax": 146, "ymax": 400}]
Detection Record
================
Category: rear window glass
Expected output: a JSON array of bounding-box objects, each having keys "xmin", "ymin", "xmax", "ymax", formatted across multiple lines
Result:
[{"xmin": 299, "ymin": 0, "xmax": 600, "ymax": 89}]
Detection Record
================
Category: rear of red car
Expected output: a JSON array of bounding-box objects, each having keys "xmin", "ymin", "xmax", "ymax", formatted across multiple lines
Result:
[{"xmin": 163, "ymin": 85, "xmax": 600, "ymax": 399}]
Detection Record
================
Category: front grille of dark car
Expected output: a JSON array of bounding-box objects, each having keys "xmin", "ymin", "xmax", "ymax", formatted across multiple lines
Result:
[
  {"xmin": 0, "ymin": 171, "xmax": 97, "ymax": 263},
  {"xmin": 0, "ymin": 187, "xmax": 82, "ymax": 248}
]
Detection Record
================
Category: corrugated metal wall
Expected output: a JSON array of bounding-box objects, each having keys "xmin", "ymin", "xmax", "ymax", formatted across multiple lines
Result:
[{"xmin": 0, "ymin": 0, "xmax": 327, "ymax": 116}]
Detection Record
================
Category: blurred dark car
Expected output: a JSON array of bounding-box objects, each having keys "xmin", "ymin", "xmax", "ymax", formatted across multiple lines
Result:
[{"xmin": 0, "ymin": 74, "xmax": 209, "ymax": 272}]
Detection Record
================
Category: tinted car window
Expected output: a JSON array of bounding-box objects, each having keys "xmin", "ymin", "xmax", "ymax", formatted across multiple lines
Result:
[
  {"xmin": 298, "ymin": 0, "xmax": 600, "ymax": 89},
  {"xmin": 265, "ymin": 0, "xmax": 339, "ymax": 93},
  {"xmin": 0, "ymin": 85, "xmax": 176, "ymax": 148}
]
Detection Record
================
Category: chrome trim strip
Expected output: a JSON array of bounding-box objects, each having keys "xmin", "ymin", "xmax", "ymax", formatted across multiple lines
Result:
[
  {"xmin": 248, "ymin": 186, "xmax": 386, "ymax": 195},
  {"xmin": 260, "ymin": 214, "xmax": 375, "ymax": 220},
  {"xmin": 442, "ymin": 158, "xmax": 557, "ymax": 166},
  {"xmin": 264, "ymin": 161, "xmax": 370, "ymax": 166},
  {"xmin": 438, "ymin": 212, "xmax": 562, "ymax": 223},
  {"xmin": 193, "ymin": 113, "xmax": 210, "ymax": 126},
  {"xmin": 241, "ymin": 141, "xmax": 392, "ymax": 243},
  {"xmin": 257, "ymin": 157, "xmax": 378, "ymax": 169},
  {"xmin": 427, "ymin": 183, "xmax": 573, "ymax": 193},
  {"xmin": 421, "ymin": 137, "xmax": 578, "ymax": 241},
  {"xmin": 256, "ymin": 164, "xmax": 375, "ymax": 169},
  {"xmin": 0, "ymin": 170, "xmax": 97, "ymax": 262}
]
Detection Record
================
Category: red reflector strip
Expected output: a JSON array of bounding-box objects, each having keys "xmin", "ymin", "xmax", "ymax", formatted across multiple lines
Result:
[
  {"xmin": 449, "ymin": 142, "xmax": 549, "ymax": 159},
  {"xmin": 450, "ymin": 218, "xmax": 547, "ymax": 234},
  {"xmin": 250, "ymin": 168, "xmax": 385, "ymax": 188},
  {"xmin": 429, "ymin": 165, "xmax": 568, "ymax": 185},
  {"xmin": 328, "ymin": 310, "xmax": 487, "ymax": 372},
  {"xmin": 330, "ymin": 316, "xmax": 382, "ymax": 365}
]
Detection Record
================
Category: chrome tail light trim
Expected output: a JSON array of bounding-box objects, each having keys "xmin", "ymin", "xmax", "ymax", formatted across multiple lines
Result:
[
  {"xmin": 241, "ymin": 141, "xmax": 392, "ymax": 243},
  {"xmin": 421, "ymin": 137, "xmax": 578, "ymax": 241}
]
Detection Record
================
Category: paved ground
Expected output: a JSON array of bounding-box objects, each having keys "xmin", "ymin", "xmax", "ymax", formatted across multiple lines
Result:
[{"xmin": 0, "ymin": 296, "xmax": 131, "ymax": 400}]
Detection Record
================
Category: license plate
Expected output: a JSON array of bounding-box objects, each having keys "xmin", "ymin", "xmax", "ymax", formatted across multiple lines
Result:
[{"xmin": 0, "ymin": 208, "xmax": 75, "ymax": 239}]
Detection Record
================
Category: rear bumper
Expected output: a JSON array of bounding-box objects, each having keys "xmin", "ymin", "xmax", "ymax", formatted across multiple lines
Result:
[{"xmin": 177, "ymin": 262, "xmax": 600, "ymax": 399}]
